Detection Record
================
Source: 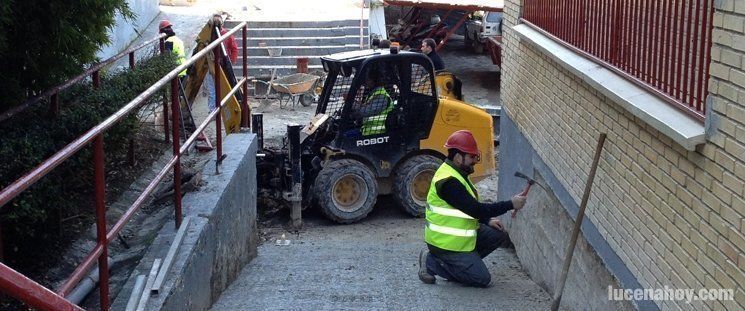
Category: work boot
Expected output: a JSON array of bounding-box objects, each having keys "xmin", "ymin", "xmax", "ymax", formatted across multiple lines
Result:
[{"xmin": 418, "ymin": 249, "xmax": 436, "ymax": 284}]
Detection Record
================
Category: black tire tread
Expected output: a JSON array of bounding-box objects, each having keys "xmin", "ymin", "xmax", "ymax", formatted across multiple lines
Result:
[
  {"xmin": 393, "ymin": 155, "xmax": 442, "ymax": 217},
  {"xmin": 315, "ymin": 159, "xmax": 377, "ymax": 224}
]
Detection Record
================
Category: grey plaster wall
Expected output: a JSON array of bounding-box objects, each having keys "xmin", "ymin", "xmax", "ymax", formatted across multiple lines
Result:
[
  {"xmin": 112, "ymin": 133, "xmax": 258, "ymax": 310},
  {"xmin": 498, "ymin": 110, "xmax": 652, "ymax": 311},
  {"xmin": 98, "ymin": 0, "xmax": 160, "ymax": 60}
]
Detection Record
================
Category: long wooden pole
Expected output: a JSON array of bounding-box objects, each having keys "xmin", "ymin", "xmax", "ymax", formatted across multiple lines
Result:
[{"xmin": 551, "ymin": 133, "xmax": 607, "ymax": 311}]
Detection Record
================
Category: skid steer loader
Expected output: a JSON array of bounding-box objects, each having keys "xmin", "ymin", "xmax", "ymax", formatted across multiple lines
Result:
[{"xmin": 257, "ymin": 48, "xmax": 495, "ymax": 223}]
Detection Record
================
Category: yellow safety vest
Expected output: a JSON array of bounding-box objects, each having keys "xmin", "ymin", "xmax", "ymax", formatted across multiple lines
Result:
[
  {"xmin": 165, "ymin": 36, "xmax": 187, "ymax": 77},
  {"xmin": 361, "ymin": 87, "xmax": 393, "ymax": 136},
  {"xmin": 424, "ymin": 162, "xmax": 480, "ymax": 252}
]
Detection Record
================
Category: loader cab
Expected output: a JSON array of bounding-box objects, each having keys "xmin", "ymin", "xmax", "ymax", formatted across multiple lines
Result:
[{"xmin": 316, "ymin": 50, "xmax": 439, "ymax": 177}]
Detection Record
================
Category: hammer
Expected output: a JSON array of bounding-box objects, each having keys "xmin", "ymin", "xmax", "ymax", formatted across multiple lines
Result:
[{"xmin": 511, "ymin": 171, "xmax": 545, "ymax": 218}]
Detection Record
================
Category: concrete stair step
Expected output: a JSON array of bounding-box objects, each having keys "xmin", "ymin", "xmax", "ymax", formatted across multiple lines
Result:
[
  {"xmin": 237, "ymin": 36, "xmax": 364, "ymax": 47},
  {"xmin": 226, "ymin": 20, "xmax": 368, "ymax": 29},
  {"xmin": 235, "ymin": 65, "xmax": 325, "ymax": 79},
  {"xmin": 245, "ymin": 56, "xmax": 326, "ymax": 66},
  {"xmin": 243, "ymin": 27, "xmax": 368, "ymax": 38},
  {"xmin": 241, "ymin": 45, "xmax": 361, "ymax": 57}
]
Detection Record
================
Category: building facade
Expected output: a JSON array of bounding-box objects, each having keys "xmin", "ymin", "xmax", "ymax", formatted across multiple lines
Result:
[{"xmin": 499, "ymin": 0, "xmax": 743, "ymax": 309}]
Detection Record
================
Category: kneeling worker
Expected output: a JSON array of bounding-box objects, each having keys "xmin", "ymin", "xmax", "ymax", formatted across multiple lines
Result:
[{"xmin": 419, "ymin": 130, "xmax": 526, "ymax": 287}]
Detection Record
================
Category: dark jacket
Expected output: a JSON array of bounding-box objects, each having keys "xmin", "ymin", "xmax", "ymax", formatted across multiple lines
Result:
[{"xmin": 427, "ymin": 51, "xmax": 445, "ymax": 71}]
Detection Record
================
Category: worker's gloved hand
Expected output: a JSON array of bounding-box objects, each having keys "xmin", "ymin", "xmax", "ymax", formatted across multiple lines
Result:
[{"xmin": 511, "ymin": 194, "xmax": 527, "ymax": 210}]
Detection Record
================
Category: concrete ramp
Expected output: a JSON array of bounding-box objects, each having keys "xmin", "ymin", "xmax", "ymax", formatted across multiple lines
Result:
[{"xmin": 210, "ymin": 206, "xmax": 551, "ymax": 310}]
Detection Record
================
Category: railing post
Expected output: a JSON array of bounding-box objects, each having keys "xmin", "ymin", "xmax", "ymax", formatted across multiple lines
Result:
[
  {"xmin": 241, "ymin": 25, "xmax": 250, "ymax": 129},
  {"xmin": 92, "ymin": 71, "xmax": 100, "ymax": 89},
  {"xmin": 163, "ymin": 91, "xmax": 170, "ymax": 142},
  {"xmin": 49, "ymin": 93, "xmax": 59, "ymax": 117},
  {"xmin": 214, "ymin": 44, "xmax": 224, "ymax": 172},
  {"xmin": 93, "ymin": 135, "xmax": 110, "ymax": 310},
  {"xmin": 287, "ymin": 124, "xmax": 302, "ymax": 228},
  {"xmin": 252, "ymin": 113, "xmax": 263, "ymax": 150},
  {"xmin": 128, "ymin": 51, "xmax": 136, "ymax": 166},
  {"xmin": 170, "ymin": 78, "xmax": 182, "ymax": 229},
  {"xmin": 129, "ymin": 52, "xmax": 136, "ymax": 69}
]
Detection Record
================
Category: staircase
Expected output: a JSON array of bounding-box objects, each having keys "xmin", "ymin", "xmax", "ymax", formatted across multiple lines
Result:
[{"xmin": 225, "ymin": 20, "xmax": 369, "ymax": 79}]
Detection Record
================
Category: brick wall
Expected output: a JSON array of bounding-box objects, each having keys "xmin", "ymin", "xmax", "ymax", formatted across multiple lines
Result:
[{"xmin": 502, "ymin": 0, "xmax": 744, "ymax": 309}]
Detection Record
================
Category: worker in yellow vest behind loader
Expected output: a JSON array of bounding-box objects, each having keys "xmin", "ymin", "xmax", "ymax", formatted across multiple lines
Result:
[
  {"xmin": 419, "ymin": 130, "xmax": 527, "ymax": 287},
  {"xmin": 355, "ymin": 69, "xmax": 395, "ymax": 136},
  {"xmin": 159, "ymin": 20, "xmax": 187, "ymax": 77}
]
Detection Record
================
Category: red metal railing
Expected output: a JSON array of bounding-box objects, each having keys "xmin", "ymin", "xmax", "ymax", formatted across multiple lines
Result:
[
  {"xmin": 523, "ymin": 0, "xmax": 714, "ymax": 121},
  {"xmin": 0, "ymin": 21, "xmax": 250, "ymax": 310}
]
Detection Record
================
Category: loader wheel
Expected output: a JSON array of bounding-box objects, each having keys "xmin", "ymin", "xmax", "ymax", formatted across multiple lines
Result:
[
  {"xmin": 315, "ymin": 159, "xmax": 378, "ymax": 224},
  {"xmin": 394, "ymin": 155, "xmax": 442, "ymax": 217}
]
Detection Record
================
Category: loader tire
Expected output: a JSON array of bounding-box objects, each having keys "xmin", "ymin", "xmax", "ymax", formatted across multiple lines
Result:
[
  {"xmin": 315, "ymin": 159, "xmax": 378, "ymax": 224},
  {"xmin": 394, "ymin": 155, "xmax": 442, "ymax": 217}
]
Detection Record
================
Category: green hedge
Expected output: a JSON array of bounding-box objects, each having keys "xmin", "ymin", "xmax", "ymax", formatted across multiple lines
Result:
[{"xmin": 0, "ymin": 53, "xmax": 177, "ymax": 254}]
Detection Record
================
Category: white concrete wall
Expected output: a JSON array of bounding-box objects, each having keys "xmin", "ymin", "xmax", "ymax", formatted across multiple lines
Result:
[{"xmin": 97, "ymin": 0, "xmax": 160, "ymax": 60}]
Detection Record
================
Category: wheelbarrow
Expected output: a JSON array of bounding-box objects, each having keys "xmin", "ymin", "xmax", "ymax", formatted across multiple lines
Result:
[{"xmin": 270, "ymin": 73, "xmax": 320, "ymax": 109}]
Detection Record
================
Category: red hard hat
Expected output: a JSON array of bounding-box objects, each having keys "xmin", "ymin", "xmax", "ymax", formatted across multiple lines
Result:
[
  {"xmin": 159, "ymin": 20, "xmax": 173, "ymax": 30},
  {"xmin": 444, "ymin": 130, "xmax": 479, "ymax": 155}
]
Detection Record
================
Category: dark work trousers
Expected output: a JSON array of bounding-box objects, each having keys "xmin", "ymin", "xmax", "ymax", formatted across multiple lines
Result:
[{"xmin": 425, "ymin": 224, "xmax": 509, "ymax": 287}]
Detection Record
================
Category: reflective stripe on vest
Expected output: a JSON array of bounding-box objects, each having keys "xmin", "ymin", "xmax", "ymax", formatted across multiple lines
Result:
[
  {"xmin": 361, "ymin": 87, "xmax": 393, "ymax": 136},
  {"xmin": 426, "ymin": 222, "xmax": 477, "ymax": 237},
  {"xmin": 165, "ymin": 36, "xmax": 187, "ymax": 76},
  {"xmin": 428, "ymin": 205, "xmax": 475, "ymax": 219},
  {"xmin": 424, "ymin": 162, "xmax": 480, "ymax": 252}
]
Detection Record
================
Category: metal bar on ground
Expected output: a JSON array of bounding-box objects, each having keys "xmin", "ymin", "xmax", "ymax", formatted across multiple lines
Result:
[
  {"xmin": 136, "ymin": 259, "xmax": 162, "ymax": 311},
  {"xmin": 550, "ymin": 133, "xmax": 606, "ymax": 311},
  {"xmin": 125, "ymin": 275, "xmax": 146, "ymax": 311},
  {"xmin": 151, "ymin": 216, "xmax": 191, "ymax": 294},
  {"xmin": 57, "ymin": 245, "xmax": 104, "ymax": 296}
]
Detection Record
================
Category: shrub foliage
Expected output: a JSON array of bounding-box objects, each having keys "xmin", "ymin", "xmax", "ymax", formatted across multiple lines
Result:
[
  {"xmin": 0, "ymin": 0, "xmax": 134, "ymax": 112},
  {"xmin": 0, "ymin": 53, "xmax": 177, "ymax": 261}
]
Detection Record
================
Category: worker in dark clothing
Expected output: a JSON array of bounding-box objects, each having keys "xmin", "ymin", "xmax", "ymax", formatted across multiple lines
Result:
[
  {"xmin": 421, "ymin": 38, "xmax": 444, "ymax": 71},
  {"xmin": 419, "ymin": 130, "xmax": 527, "ymax": 287}
]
